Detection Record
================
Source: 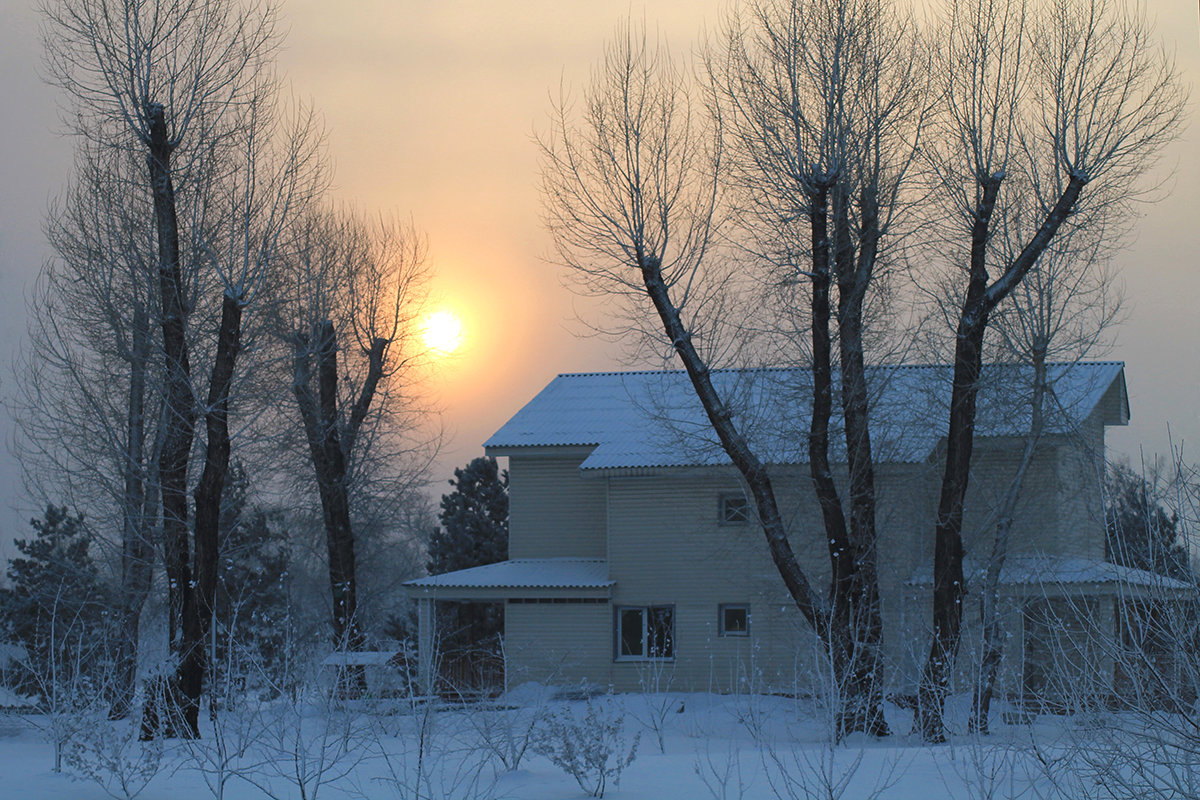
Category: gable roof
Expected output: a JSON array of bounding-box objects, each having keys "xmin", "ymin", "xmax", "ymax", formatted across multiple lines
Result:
[{"xmin": 485, "ymin": 362, "xmax": 1127, "ymax": 471}]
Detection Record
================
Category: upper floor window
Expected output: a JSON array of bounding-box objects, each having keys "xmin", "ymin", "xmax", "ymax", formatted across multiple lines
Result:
[
  {"xmin": 719, "ymin": 604, "xmax": 750, "ymax": 637},
  {"xmin": 720, "ymin": 493, "xmax": 750, "ymax": 525}
]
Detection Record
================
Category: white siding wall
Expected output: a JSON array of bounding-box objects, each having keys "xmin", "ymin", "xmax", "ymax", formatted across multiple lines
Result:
[
  {"xmin": 507, "ymin": 452, "xmax": 607, "ymax": 558},
  {"xmin": 504, "ymin": 603, "xmax": 612, "ymax": 687},
  {"xmin": 502, "ymin": 426, "xmax": 1114, "ymax": 696}
]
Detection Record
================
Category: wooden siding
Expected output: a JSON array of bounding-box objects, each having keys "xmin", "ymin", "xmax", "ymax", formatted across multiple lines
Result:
[
  {"xmin": 504, "ymin": 602, "xmax": 613, "ymax": 687},
  {"xmin": 502, "ymin": 426, "xmax": 1114, "ymax": 695},
  {"xmin": 507, "ymin": 452, "xmax": 607, "ymax": 558}
]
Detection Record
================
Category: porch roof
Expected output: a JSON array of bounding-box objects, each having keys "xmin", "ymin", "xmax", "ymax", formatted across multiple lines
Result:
[
  {"xmin": 907, "ymin": 554, "xmax": 1194, "ymax": 594},
  {"xmin": 403, "ymin": 558, "xmax": 613, "ymax": 593}
]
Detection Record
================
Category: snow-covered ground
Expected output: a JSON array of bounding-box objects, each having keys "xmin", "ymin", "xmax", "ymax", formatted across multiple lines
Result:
[{"xmin": 0, "ymin": 689, "xmax": 1173, "ymax": 799}]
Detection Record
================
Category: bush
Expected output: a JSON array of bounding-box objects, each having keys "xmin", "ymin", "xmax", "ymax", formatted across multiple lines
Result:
[{"xmin": 534, "ymin": 693, "xmax": 640, "ymax": 798}]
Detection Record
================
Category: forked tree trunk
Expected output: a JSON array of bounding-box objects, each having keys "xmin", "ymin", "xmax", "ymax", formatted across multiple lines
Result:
[
  {"xmin": 807, "ymin": 182, "xmax": 887, "ymax": 737},
  {"xmin": 917, "ymin": 173, "xmax": 1085, "ymax": 742},
  {"xmin": 146, "ymin": 101, "xmax": 197, "ymax": 737},
  {"xmin": 808, "ymin": 182, "xmax": 855, "ymax": 677},
  {"xmin": 834, "ymin": 183, "xmax": 889, "ymax": 737},
  {"xmin": 292, "ymin": 320, "xmax": 387, "ymax": 697}
]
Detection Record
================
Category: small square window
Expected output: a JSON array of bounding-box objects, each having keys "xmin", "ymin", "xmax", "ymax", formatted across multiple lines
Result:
[
  {"xmin": 720, "ymin": 493, "xmax": 750, "ymax": 525},
  {"xmin": 719, "ymin": 604, "xmax": 750, "ymax": 637}
]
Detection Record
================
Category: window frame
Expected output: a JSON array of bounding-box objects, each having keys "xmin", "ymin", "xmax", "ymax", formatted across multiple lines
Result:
[
  {"xmin": 614, "ymin": 604, "xmax": 676, "ymax": 662},
  {"xmin": 719, "ymin": 492, "xmax": 750, "ymax": 525},
  {"xmin": 718, "ymin": 603, "xmax": 750, "ymax": 637}
]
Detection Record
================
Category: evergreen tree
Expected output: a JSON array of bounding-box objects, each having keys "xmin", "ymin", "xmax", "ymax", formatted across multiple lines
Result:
[
  {"xmin": 0, "ymin": 505, "xmax": 108, "ymax": 697},
  {"xmin": 429, "ymin": 457, "xmax": 509, "ymax": 575},
  {"xmin": 426, "ymin": 457, "xmax": 509, "ymax": 687},
  {"xmin": 1106, "ymin": 463, "xmax": 1193, "ymax": 583}
]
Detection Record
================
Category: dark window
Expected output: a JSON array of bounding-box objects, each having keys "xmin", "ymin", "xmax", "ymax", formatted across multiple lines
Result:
[
  {"xmin": 616, "ymin": 605, "xmax": 675, "ymax": 660},
  {"xmin": 648, "ymin": 607, "xmax": 674, "ymax": 658},
  {"xmin": 720, "ymin": 493, "xmax": 750, "ymax": 524},
  {"xmin": 619, "ymin": 608, "xmax": 645, "ymax": 657},
  {"xmin": 719, "ymin": 604, "xmax": 750, "ymax": 636}
]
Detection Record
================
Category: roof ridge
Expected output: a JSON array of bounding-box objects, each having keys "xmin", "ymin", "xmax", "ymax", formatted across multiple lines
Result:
[{"xmin": 556, "ymin": 360, "xmax": 1124, "ymax": 379}]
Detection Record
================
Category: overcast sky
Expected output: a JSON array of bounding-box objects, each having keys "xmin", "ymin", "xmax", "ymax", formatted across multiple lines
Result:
[{"xmin": 0, "ymin": 0, "xmax": 1197, "ymax": 563}]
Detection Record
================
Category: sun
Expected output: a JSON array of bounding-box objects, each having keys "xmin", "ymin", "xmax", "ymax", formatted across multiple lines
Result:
[{"xmin": 418, "ymin": 308, "xmax": 464, "ymax": 355}]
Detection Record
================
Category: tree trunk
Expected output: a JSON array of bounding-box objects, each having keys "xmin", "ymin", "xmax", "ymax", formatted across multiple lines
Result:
[
  {"xmin": 808, "ymin": 183, "xmax": 853, "ymax": 632},
  {"xmin": 835, "ymin": 184, "xmax": 889, "ymax": 737},
  {"xmin": 807, "ymin": 182, "xmax": 886, "ymax": 737},
  {"xmin": 146, "ymin": 102, "xmax": 197, "ymax": 737},
  {"xmin": 292, "ymin": 321, "xmax": 372, "ymax": 696},
  {"xmin": 917, "ymin": 173, "xmax": 1085, "ymax": 742},
  {"xmin": 183, "ymin": 292, "xmax": 243, "ymax": 733},
  {"xmin": 968, "ymin": 347, "xmax": 1047, "ymax": 734},
  {"xmin": 110, "ymin": 307, "xmax": 153, "ymax": 720}
]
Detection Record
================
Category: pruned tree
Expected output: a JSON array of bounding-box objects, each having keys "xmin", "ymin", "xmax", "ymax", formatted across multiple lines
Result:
[
  {"xmin": 915, "ymin": 0, "xmax": 1186, "ymax": 740},
  {"xmin": 282, "ymin": 209, "xmax": 433, "ymax": 691},
  {"xmin": 14, "ymin": 139, "xmax": 163, "ymax": 720},
  {"xmin": 964, "ymin": 228, "xmax": 1122, "ymax": 733},
  {"xmin": 540, "ymin": 18, "xmax": 868, "ymax": 728},
  {"xmin": 710, "ymin": 0, "xmax": 930, "ymax": 736},
  {"xmin": 38, "ymin": 0, "xmax": 326, "ymax": 736}
]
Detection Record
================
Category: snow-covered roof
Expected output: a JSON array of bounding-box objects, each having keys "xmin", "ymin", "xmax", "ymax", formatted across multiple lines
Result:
[
  {"xmin": 485, "ymin": 362, "xmax": 1127, "ymax": 470},
  {"xmin": 404, "ymin": 559, "xmax": 613, "ymax": 590},
  {"xmin": 908, "ymin": 554, "xmax": 1194, "ymax": 592}
]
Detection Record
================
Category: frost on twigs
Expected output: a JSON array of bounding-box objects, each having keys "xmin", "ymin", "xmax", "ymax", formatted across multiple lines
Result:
[
  {"xmin": 64, "ymin": 716, "xmax": 164, "ymax": 800},
  {"xmin": 534, "ymin": 691, "xmax": 641, "ymax": 798}
]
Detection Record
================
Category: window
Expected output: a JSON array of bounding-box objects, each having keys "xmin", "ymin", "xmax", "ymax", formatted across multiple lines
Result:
[
  {"xmin": 720, "ymin": 493, "xmax": 750, "ymax": 524},
  {"xmin": 616, "ymin": 605, "xmax": 674, "ymax": 660},
  {"xmin": 719, "ymin": 604, "xmax": 750, "ymax": 637}
]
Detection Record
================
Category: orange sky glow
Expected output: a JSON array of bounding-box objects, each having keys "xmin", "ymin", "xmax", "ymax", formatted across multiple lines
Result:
[{"xmin": 0, "ymin": 0, "xmax": 1197, "ymax": 552}]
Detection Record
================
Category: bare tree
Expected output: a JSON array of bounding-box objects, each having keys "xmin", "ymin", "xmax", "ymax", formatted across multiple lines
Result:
[
  {"xmin": 38, "ymin": 0, "xmax": 326, "ymax": 736},
  {"xmin": 967, "ymin": 229, "xmax": 1121, "ymax": 733},
  {"xmin": 710, "ymin": 0, "xmax": 929, "ymax": 736},
  {"xmin": 540, "ymin": 17, "xmax": 856, "ymax": 719},
  {"xmin": 14, "ymin": 141, "xmax": 163, "ymax": 719},
  {"xmin": 915, "ymin": 0, "xmax": 1186, "ymax": 741},
  {"xmin": 281, "ymin": 209, "xmax": 432, "ymax": 691}
]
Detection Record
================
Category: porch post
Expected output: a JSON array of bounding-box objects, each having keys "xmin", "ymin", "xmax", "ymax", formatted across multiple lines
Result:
[{"xmin": 417, "ymin": 596, "xmax": 434, "ymax": 696}]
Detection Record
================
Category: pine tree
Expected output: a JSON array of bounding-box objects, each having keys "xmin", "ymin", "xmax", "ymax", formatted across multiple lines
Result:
[
  {"xmin": 429, "ymin": 457, "xmax": 509, "ymax": 575},
  {"xmin": 1106, "ymin": 464, "xmax": 1193, "ymax": 583},
  {"xmin": 426, "ymin": 457, "xmax": 509, "ymax": 687},
  {"xmin": 0, "ymin": 506, "xmax": 108, "ymax": 697}
]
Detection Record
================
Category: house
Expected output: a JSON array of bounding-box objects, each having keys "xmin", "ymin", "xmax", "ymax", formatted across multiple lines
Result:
[{"xmin": 405, "ymin": 362, "xmax": 1188, "ymax": 702}]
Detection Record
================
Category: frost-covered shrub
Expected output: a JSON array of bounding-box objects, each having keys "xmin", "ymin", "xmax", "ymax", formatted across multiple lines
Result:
[
  {"xmin": 468, "ymin": 681, "xmax": 554, "ymax": 772},
  {"xmin": 369, "ymin": 695, "xmax": 493, "ymax": 800},
  {"xmin": 64, "ymin": 717, "xmax": 163, "ymax": 800},
  {"xmin": 534, "ymin": 693, "xmax": 640, "ymax": 798}
]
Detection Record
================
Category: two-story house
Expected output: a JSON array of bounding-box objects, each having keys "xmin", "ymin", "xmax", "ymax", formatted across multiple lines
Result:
[{"xmin": 406, "ymin": 362, "xmax": 1178, "ymax": 701}]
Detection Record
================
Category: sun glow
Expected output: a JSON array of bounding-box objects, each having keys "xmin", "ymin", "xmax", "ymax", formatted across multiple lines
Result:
[{"xmin": 419, "ymin": 308, "xmax": 464, "ymax": 355}]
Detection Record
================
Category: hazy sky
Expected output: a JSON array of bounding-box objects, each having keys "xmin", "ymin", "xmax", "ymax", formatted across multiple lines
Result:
[{"xmin": 0, "ymin": 0, "xmax": 1197, "ymax": 561}]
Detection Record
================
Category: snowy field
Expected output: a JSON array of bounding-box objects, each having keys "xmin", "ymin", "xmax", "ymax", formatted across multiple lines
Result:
[{"xmin": 1, "ymin": 687, "xmax": 1184, "ymax": 800}]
